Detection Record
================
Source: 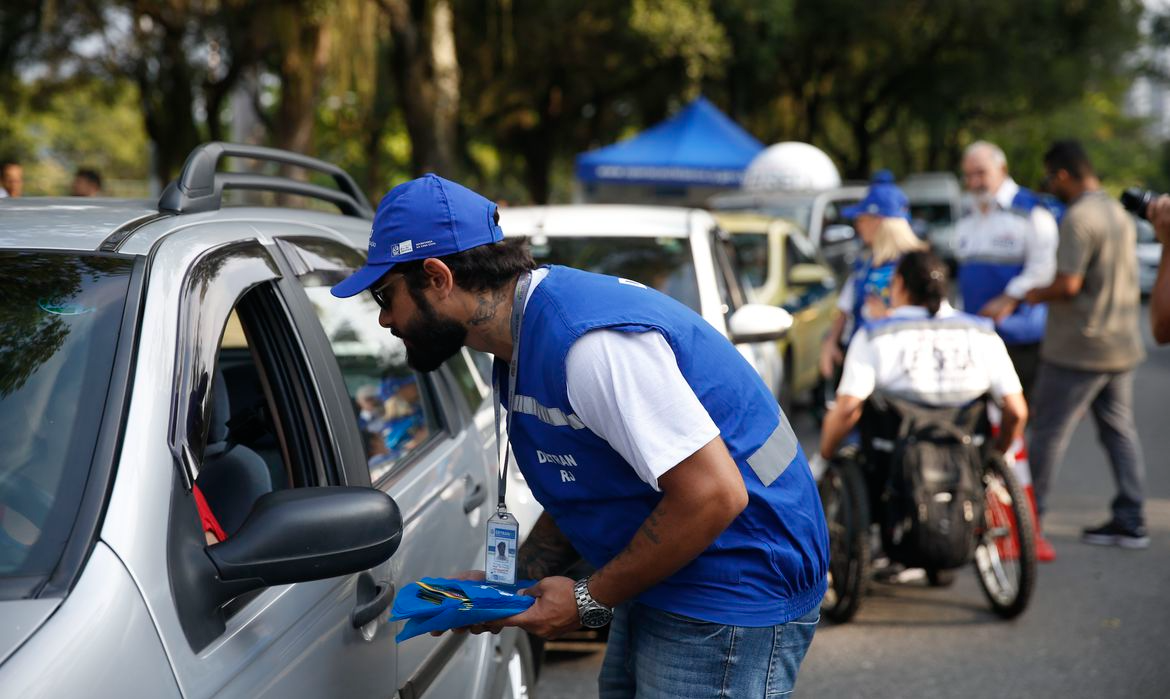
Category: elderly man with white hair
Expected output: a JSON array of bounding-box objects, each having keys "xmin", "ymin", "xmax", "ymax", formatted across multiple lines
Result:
[
  {"xmin": 956, "ymin": 140, "xmax": 1059, "ymax": 562},
  {"xmin": 956, "ymin": 141, "xmax": 1058, "ymax": 395}
]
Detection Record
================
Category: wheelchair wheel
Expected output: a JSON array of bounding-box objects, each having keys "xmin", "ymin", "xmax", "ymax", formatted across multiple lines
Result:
[
  {"xmin": 973, "ymin": 454, "xmax": 1036, "ymax": 619},
  {"xmin": 818, "ymin": 457, "xmax": 870, "ymax": 623}
]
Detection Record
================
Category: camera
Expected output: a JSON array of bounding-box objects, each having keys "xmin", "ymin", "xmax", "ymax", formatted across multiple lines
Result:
[{"xmin": 1120, "ymin": 187, "xmax": 1160, "ymax": 221}]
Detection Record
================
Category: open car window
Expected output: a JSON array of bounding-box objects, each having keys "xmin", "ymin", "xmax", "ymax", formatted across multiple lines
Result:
[{"xmin": 283, "ymin": 239, "xmax": 445, "ymax": 485}]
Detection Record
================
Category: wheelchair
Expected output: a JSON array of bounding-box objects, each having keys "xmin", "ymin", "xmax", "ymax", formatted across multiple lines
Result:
[{"xmin": 818, "ymin": 392, "xmax": 1036, "ymax": 623}]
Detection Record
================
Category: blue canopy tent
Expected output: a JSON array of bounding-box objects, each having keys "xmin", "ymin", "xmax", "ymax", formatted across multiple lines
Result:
[{"xmin": 576, "ymin": 97, "xmax": 764, "ymax": 191}]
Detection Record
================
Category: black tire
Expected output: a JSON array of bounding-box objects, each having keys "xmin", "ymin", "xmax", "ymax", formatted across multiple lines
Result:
[
  {"xmin": 925, "ymin": 567, "xmax": 957, "ymax": 587},
  {"xmin": 818, "ymin": 457, "xmax": 870, "ymax": 624},
  {"xmin": 972, "ymin": 455, "xmax": 1036, "ymax": 619}
]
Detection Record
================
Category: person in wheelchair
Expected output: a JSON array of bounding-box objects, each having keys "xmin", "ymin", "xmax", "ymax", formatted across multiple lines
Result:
[{"xmin": 819, "ymin": 250, "xmax": 1028, "ymax": 463}]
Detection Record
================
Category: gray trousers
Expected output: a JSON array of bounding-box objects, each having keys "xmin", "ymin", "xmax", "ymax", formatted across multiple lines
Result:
[{"xmin": 1028, "ymin": 362, "xmax": 1146, "ymax": 528}]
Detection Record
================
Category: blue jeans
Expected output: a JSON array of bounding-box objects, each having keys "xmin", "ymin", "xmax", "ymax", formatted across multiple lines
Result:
[{"xmin": 598, "ymin": 603, "xmax": 820, "ymax": 698}]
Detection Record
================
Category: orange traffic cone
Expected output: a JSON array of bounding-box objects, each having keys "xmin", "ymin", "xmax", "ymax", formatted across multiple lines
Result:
[
  {"xmin": 1005, "ymin": 435, "xmax": 1055, "ymax": 562},
  {"xmin": 988, "ymin": 406, "xmax": 1055, "ymax": 563}
]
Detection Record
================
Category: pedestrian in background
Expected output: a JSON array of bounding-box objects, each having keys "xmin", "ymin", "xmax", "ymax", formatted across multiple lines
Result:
[
  {"xmin": 70, "ymin": 168, "xmax": 103, "ymax": 196},
  {"xmin": 1025, "ymin": 140, "xmax": 1148, "ymax": 550},
  {"xmin": 1144, "ymin": 195, "xmax": 1170, "ymax": 345},
  {"xmin": 955, "ymin": 141, "xmax": 1058, "ymax": 400},
  {"xmin": 819, "ymin": 171, "xmax": 928, "ymax": 380},
  {"xmin": 0, "ymin": 160, "xmax": 22, "ymax": 198}
]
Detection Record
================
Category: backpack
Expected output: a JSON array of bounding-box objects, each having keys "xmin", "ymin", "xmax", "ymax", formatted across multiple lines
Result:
[{"xmin": 866, "ymin": 395, "xmax": 987, "ymax": 570}]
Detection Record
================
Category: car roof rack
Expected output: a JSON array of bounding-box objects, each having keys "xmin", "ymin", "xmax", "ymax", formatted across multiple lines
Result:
[{"xmin": 158, "ymin": 142, "xmax": 374, "ymax": 219}]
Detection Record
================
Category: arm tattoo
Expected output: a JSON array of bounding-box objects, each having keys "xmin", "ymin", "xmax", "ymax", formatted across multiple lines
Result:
[
  {"xmin": 468, "ymin": 287, "xmax": 506, "ymax": 326},
  {"xmin": 517, "ymin": 512, "xmax": 582, "ymax": 579},
  {"xmin": 637, "ymin": 508, "xmax": 662, "ymax": 545}
]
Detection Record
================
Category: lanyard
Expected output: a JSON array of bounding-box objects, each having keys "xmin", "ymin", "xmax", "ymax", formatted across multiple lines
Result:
[{"xmin": 491, "ymin": 271, "xmax": 532, "ymax": 511}]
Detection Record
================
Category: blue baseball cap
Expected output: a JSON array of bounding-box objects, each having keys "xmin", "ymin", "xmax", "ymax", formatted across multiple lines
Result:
[
  {"xmin": 331, "ymin": 174, "xmax": 504, "ymax": 298},
  {"xmin": 841, "ymin": 170, "xmax": 910, "ymax": 221}
]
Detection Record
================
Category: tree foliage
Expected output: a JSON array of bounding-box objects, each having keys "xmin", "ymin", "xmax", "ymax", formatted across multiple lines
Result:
[{"xmin": 0, "ymin": 0, "xmax": 1161, "ymax": 201}]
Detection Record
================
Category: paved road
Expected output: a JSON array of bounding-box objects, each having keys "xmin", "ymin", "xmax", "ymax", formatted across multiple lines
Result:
[{"xmin": 537, "ymin": 310, "xmax": 1170, "ymax": 699}]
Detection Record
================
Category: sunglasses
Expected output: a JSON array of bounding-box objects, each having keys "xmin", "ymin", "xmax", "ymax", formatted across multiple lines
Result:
[{"xmin": 369, "ymin": 273, "xmax": 403, "ymax": 310}]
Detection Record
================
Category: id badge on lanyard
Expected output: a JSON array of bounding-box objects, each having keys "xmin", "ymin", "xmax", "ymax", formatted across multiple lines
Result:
[{"xmin": 486, "ymin": 272, "xmax": 532, "ymax": 585}]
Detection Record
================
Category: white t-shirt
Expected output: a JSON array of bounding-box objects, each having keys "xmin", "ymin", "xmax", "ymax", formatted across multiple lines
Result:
[
  {"xmin": 836, "ymin": 302, "xmax": 1022, "ymax": 406},
  {"xmin": 521, "ymin": 269, "xmax": 720, "ymax": 491}
]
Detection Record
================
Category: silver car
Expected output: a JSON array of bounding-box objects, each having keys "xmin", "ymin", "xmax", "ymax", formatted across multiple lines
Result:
[{"xmin": 0, "ymin": 143, "xmax": 534, "ymax": 698}]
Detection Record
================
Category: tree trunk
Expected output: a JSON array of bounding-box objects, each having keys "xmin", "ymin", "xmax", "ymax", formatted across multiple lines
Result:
[
  {"xmin": 137, "ymin": 17, "xmax": 202, "ymax": 187},
  {"xmin": 385, "ymin": 0, "xmax": 461, "ymax": 177},
  {"xmin": 274, "ymin": 15, "xmax": 331, "ymax": 163}
]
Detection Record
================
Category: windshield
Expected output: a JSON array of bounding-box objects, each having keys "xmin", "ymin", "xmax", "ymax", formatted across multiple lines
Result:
[
  {"xmin": 526, "ymin": 235, "xmax": 701, "ymax": 312},
  {"xmin": 1, "ymin": 251, "xmax": 134, "ymax": 583}
]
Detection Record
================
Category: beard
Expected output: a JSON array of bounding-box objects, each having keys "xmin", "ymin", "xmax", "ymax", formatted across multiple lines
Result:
[
  {"xmin": 397, "ymin": 293, "xmax": 467, "ymax": 373},
  {"xmin": 973, "ymin": 189, "xmax": 996, "ymax": 212}
]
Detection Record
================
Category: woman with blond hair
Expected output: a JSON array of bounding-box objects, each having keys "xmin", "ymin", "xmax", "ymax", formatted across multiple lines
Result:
[{"xmin": 819, "ymin": 171, "xmax": 927, "ymax": 380}]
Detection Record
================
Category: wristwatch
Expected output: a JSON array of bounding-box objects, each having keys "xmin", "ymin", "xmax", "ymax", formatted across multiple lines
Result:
[{"xmin": 573, "ymin": 578, "xmax": 614, "ymax": 628}]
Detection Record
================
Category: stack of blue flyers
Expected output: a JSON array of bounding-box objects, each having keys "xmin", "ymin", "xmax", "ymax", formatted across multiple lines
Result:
[{"xmin": 390, "ymin": 577, "xmax": 536, "ymax": 641}]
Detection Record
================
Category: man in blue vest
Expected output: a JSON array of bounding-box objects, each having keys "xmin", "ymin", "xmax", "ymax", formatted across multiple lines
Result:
[
  {"xmin": 332, "ymin": 174, "xmax": 829, "ymax": 698},
  {"xmin": 956, "ymin": 141, "xmax": 1059, "ymax": 399}
]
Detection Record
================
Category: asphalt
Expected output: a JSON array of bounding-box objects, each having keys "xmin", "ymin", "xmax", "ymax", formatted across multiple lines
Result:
[{"xmin": 537, "ymin": 307, "xmax": 1170, "ymax": 699}]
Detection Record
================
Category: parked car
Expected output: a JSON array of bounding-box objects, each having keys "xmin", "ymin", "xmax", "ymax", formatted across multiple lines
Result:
[
  {"xmin": 496, "ymin": 205, "xmax": 794, "ymax": 400},
  {"xmin": 713, "ymin": 212, "xmax": 839, "ymax": 407},
  {"xmin": 709, "ymin": 185, "xmax": 868, "ymax": 280},
  {"xmin": 0, "ymin": 143, "xmax": 534, "ymax": 699},
  {"xmin": 900, "ymin": 172, "xmax": 963, "ymax": 273},
  {"xmin": 1136, "ymin": 216, "xmax": 1162, "ymax": 296}
]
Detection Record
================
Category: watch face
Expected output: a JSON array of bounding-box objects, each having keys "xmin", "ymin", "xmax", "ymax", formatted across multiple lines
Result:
[{"xmin": 581, "ymin": 607, "xmax": 613, "ymax": 629}]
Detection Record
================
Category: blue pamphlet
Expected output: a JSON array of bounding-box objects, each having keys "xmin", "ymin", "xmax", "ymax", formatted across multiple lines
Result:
[{"xmin": 390, "ymin": 577, "xmax": 536, "ymax": 641}]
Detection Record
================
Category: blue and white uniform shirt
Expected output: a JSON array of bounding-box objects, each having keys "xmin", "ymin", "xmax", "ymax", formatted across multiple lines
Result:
[{"xmin": 954, "ymin": 178, "xmax": 1058, "ymax": 345}]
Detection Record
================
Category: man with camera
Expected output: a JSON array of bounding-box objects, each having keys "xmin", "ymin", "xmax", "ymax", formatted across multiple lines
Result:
[
  {"xmin": 1141, "ymin": 195, "xmax": 1170, "ymax": 345},
  {"xmin": 1024, "ymin": 140, "xmax": 1148, "ymax": 550}
]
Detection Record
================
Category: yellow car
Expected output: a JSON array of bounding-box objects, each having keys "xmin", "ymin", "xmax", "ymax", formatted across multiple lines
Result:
[{"xmin": 715, "ymin": 212, "xmax": 839, "ymax": 407}]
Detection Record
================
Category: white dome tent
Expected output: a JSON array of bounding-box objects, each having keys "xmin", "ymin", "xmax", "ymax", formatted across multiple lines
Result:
[{"xmin": 741, "ymin": 142, "xmax": 842, "ymax": 193}]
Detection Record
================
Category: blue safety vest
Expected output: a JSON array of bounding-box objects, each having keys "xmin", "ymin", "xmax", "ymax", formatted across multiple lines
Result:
[
  {"xmin": 957, "ymin": 188, "xmax": 1047, "ymax": 346},
  {"xmin": 849, "ymin": 256, "xmax": 899, "ymax": 340},
  {"xmin": 502, "ymin": 266, "xmax": 828, "ymax": 626}
]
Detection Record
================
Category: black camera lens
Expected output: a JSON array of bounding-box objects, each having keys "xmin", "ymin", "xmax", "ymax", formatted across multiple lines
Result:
[{"xmin": 1120, "ymin": 187, "xmax": 1157, "ymax": 220}]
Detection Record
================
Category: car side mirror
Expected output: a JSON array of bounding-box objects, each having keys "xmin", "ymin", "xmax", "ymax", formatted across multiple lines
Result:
[
  {"xmin": 728, "ymin": 304, "xmax": 793, "ymax": 344},
  {"xmin": 206, "ymin": 486, "xmax": 402, "ymax": 595},
  {"xmin": 822, "ymin": 224, "xmax": 856, "ymax": 245},
  {"xmin": 788, "ymin": 263, "xmax": 836, "ymax": 289}
]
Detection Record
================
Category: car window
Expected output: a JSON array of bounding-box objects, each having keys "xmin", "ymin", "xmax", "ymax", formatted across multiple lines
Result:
[
  {"xmin": 447, "ymin": 347, "xmax": 490, "ymax": 412},
  {"xmin": 728, "ymin": 232, "xmax": 770, "ymax": 291},
  {"xmin": 283, "ymin": 239, "xmax": 444, "ymax": 484},
  {"xmin": 710, "ymin": 231, "xmax": 748, "ymax": 317},
  {"xmin": 526, "ymin": 234, "xmax": 702, "ymax": 313},
  {"xmin": 0, "ymin": 252, "xmax": 134, "ymax": 584},
  {"xmin": 784, "ymin": 233, "xmax": 817, "ymax": 276}
]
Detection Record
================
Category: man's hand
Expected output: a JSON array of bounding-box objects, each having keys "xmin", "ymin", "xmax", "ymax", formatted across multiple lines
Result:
[
  {"xmin": 820, "ymin": 341, "xmax": 843, "ymax": 378},
  {"xmin": 447, "ymin": 576, "xmax": 581, "ymax": 639},
  {"xmin": 501, "ymin": 576, "xmax": 581, "ymax": 639},
  {"xmin": 979, "ymin": 294, "xmax": 1019, "ymax": 323},
  {"xmin": 1147, "ymin": 195, "xmax": 1170, "ymax": 245}
]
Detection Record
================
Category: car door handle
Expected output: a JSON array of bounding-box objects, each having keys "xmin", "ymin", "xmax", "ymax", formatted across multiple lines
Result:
[
  {"xmin": 463, "ymin": 477, "xmax": 487, "ymax": 513},
  {"xmin": 351, "ymin": 571, "xmax": 393, "ymax": 629}
]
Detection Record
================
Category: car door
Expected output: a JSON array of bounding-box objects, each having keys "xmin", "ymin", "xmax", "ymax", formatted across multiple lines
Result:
[
  {"xmin": 269, "ymin": 230, "xmax": 498, "ymax": 699},
  {"xmin": 704, "ymin": 222, "xmax": 785, "ymax": 398},
  {"xmin": 108, "ymin": 226, "xmax": 398, "ymax": 699}
]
